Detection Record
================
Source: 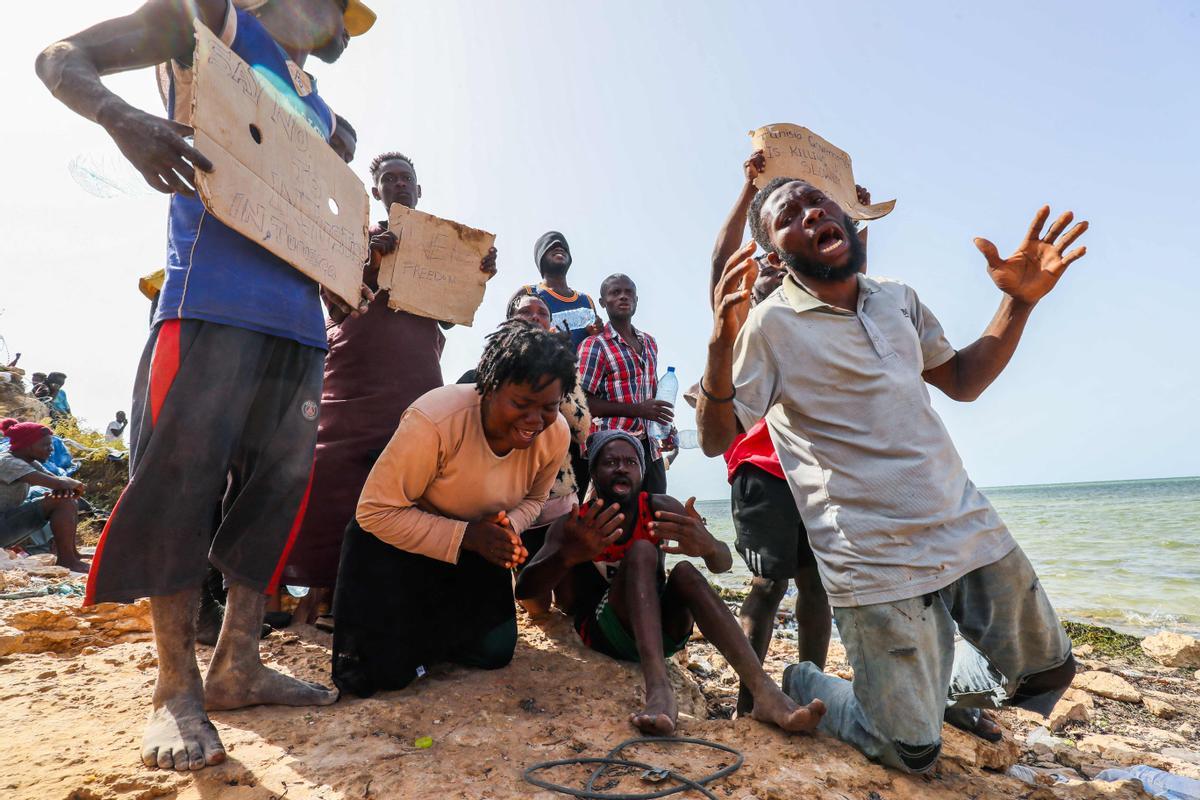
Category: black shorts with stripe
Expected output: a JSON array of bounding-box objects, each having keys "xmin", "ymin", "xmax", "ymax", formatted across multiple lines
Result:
[
  {"xmin": 85, "ymin": 319, "xmax": 324, "ymax": 605},
  {"xmin": 730, "ymin": 464, "xmax": 816, "ymax": 582}
]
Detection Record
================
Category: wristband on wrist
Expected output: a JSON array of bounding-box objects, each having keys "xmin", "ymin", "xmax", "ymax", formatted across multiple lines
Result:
[{"xmin": 700, "ymin": 379, "xmax": 736, "ymax": 403}]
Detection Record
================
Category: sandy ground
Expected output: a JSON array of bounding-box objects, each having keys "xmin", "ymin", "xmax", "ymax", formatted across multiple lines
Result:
[{"xmin": 3, "ymin": 594, "xmax": 1199, "ymax": 800}]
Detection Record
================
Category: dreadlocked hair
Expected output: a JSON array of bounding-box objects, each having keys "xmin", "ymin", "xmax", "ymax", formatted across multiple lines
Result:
[
  {"xmin": 368, "ymin": 151, "xmax": 415, "ymax": 182},
  {"xmin": 475, "ymin": 320, "xmax": 578, "ymax": 398},
  {"xmin": 748, "ymin": 176, "xmax": 859, "ymax": 254}
]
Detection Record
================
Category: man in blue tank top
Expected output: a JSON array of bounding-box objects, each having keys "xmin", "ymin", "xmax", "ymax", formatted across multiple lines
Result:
[
  {"xmin": 512, "ymin": 231, "xmax": 602, "ymax": 351},
  {"xmin": 37, "ymin": 0, "xmax": 376, "ymax": 772}
]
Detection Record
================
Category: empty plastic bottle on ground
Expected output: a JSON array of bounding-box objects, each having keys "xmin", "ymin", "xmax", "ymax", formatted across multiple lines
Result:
[{"xmin": 647, "ymin": 366, "xmax": 677, "ymax": 440}]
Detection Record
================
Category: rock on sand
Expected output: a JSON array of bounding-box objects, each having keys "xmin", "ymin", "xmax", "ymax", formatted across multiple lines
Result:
[{"xmin": 1141, "ymin": 631, "xmax": 1200, "ymax": 668}]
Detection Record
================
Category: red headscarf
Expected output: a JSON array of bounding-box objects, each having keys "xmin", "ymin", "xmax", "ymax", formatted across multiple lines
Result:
[{"xmin": 0, "ymin": 418, "xmax": 52, "ymax": 452}]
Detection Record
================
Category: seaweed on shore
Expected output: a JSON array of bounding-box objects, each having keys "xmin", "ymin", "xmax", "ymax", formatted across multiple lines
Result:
[{"xmin": 1062, "ymin": 620, "xmax": 1144, "ymax": 659}]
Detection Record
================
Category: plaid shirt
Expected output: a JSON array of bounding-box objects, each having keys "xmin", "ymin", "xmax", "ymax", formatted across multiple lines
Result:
[{"xmin": 579, "ymin": 323, "xmax": 665, "ymax": 460}]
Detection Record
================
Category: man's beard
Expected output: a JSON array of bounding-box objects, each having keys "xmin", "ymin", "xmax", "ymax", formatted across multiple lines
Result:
[{"xmin": 779, "ymin": 219, "xmax": 865, "ymax": 282}]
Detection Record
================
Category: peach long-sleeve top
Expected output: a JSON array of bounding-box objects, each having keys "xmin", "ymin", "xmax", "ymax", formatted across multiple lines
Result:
[{"xmin": 356, "ymin": 383, "xmax": 570, "ymax": 563}]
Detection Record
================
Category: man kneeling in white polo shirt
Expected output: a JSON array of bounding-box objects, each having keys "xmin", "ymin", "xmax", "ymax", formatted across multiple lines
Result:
[{"xmin": 697, "ymin": 176, "xmax": 1090, "ymax": 774}]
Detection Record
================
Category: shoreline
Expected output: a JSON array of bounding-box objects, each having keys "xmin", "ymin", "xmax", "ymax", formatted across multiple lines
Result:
[{"xmin": 1, "ymin": 587, "xmax": 1198, "ymax": 799}]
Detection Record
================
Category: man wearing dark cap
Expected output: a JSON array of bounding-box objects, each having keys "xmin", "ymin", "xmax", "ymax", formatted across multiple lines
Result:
[
  {"xmin": 516, "ymin": 428, "xmax": 825, "ymax": 738},
  {"xmin": 512, "ymin": 232, "xmax": 601, "ymax": 351}
]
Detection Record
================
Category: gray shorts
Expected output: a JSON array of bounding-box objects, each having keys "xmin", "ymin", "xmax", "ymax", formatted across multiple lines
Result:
[
  {"xmin": 783, "ymin": 545, "xmax": 1073, "ymax": 773},
  {"xmin": 0, "ymin": 498, "xmax": 49, "ymax": 548},
  {"xmin": 85, "ymin": 319, "xmax": 324, "ymax": 605}
]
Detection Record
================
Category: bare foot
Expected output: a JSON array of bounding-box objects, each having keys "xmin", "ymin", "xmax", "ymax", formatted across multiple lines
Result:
[
  {"xmin": 630, "ymin": 683, "xmax": 677, "ymax": 736},
  {"xmin": 57, "ymin": 556, "xmax": 90, "ymax": 574},
  {"xmin": 142, "ymin": 691, "xmax": 226, "ymax": 770},
  {"xmin": 205, "ymin": 662, "xmax": 338, "ymax": 711},
  {"xmin": 750, "ymin": 685, "xmax": 826, "ymax": 733}
]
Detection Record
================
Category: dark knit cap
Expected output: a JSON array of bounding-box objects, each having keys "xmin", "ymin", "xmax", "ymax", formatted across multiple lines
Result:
[
  {"xmin": 534, "ymin": 231, "xmax": 571, "ymax": 274},
  {"xmin": 586, "ymin": 429, "xmax": 645, "ymax": 475}
]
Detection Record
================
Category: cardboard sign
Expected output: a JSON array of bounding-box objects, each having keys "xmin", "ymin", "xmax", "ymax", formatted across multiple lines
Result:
[
  {"xmin": 191, "ymin": 22, "xmax": 368, "ymax": 306},
  {"xmin": 748, "ymin": 124, "xmax": 895, "ymax": 220},
  {"xmin": 377, "ymin": 205, "xmax": 496, "ymax": 326}
]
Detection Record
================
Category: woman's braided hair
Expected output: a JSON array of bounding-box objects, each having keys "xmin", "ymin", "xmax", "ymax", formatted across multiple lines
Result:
[{"xmin": 475, "ymin": 320, "xmax": 578, "ymax": 398}]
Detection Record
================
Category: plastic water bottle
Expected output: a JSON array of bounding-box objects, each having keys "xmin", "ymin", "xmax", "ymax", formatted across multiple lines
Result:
[
  {"xmin": 67, "ymin": 150, "xmax": 160, "ymax": 199},
  {"xmin": 676, "ymin": 429, "xmax": 699, "ymax": 449},
  {"xmin": 647, "ymin": 366, "xmax": 678, "ymax": 440}
]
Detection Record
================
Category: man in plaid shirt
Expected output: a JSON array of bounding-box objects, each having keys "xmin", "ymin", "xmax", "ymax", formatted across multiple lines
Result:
[{"xmin": 579, "ymin": 274, "xmax": 675, "ymax": 493}]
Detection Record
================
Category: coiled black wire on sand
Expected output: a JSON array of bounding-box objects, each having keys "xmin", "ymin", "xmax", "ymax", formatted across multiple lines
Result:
[{"xmin": 522, "ymin": 736, "xmax": 744, "ymax": 799}]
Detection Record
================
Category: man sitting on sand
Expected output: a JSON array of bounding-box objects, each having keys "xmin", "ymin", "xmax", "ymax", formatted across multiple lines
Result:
[
  {"xmin": 0, "ymin": 419, "xmax": 89, "ymax": 573},
  {"xmin": 698, "ymin": 175, "xmax": 1089, "ymax": 773},
  {"xmin": 516, "ymin": 428, "xmax": 826, "ymax": 737}
]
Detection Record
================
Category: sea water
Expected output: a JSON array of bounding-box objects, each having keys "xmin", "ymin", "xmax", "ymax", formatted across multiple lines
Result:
[{"xmin": 685, "ymin": 476, "xmax": 1200, "ymax": 636}]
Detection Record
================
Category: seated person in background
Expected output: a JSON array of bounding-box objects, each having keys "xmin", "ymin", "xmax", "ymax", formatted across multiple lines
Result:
[
  {"xmin": 43, "ymin": 372, "xmax": 72, "ymax": 420},
  {"xmin": 458, "ymin": 294, "xmax": 591, "ymax": 616},
  {"xmin": 0, "ymin": 419, "xmax": 88, "ymax": 572},
  {"xmin": 29, "ymin": 373, "xmax": 48, "ymax": 399},
  {"xmin": 332, "ymin": 321, "xmax": 574, "ymax": 697},
  {"xmin": 515, "ymin": 429, "xmax": 826, "ymax": 737}
]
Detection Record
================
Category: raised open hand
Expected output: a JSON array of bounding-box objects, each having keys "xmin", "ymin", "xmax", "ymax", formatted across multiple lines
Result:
[
  {"xmin": 711, "ymin": 241, "xmax": 759, "ymax": 345},
  {"xmin": 649, "ymin": 497, "xmax": 717, "ymax": 559},
  {"xmin": 560, "ymin": 502, "xmax": 625, "ymax": 566},
  {"xmin": 974, "ymin": 206, "xmax": 1088, "ymax": 305}
]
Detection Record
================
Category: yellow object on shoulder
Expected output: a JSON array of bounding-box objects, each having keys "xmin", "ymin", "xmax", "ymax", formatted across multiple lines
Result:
[{"xmin": 138, "ymin": 269, "xmax": 165, "ymax": 302}]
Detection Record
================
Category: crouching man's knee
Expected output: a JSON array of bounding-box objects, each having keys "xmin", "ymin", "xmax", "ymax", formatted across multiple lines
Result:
[{"xmin": 887, "ymin": 739, "xmax": 942, "ymax": 774}]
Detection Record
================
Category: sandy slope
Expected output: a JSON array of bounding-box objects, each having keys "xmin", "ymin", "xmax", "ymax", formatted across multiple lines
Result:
[{"xmin": 0, "ymin": 595, "xmax": 1194, "ymax": 800}]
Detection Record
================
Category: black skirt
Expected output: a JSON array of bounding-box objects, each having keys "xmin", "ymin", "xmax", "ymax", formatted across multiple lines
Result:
[{"xmin": 331, "ymin": 520, "xmax": 516, "ymax": 697}]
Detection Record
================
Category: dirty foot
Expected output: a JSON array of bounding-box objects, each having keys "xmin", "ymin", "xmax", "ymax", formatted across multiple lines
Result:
[
  {"xmin": 630, "ymin": 683, "xmax": 677, "ymax": 736},
  {"xmin": 142, "ymin": 692, "xmax": 226, "ymax": 770},
  {"xmin": 57, "ymin": 556, "xmax": 90, "ymax": 574},
  {"xmin": 205, "ymin": 662, "xmax": 338, "ymax": 711},
  {"xmin": 750, "ymin": 686, "xmax": 826, "ymax": 733}
]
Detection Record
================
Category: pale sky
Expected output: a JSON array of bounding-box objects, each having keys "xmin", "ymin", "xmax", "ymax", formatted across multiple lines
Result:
[{"xmin": 2, "ymin": 1, "xmax": 1197, "ymax": 500}]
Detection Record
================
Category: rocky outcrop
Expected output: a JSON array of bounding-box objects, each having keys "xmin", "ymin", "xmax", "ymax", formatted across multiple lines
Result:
[{"xmin": 0, "ymin": 594, "xmax": 151, "ymax": 656}]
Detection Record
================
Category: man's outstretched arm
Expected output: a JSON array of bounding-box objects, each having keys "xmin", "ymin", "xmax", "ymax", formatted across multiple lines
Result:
[
  {"xmin": 924, "ymin": 206, "xmax": 1089, "ymax": 402},
  {"xmin": 697, "ymin": 242, "xmax": 758, "ymax": 456},
  {"xmin": 709, "ymin": 150, "xmax": 765, "ymax": 304},
  {"xmin": 35, "ymin": 0, "xmax": 225, "ymax": 195}
]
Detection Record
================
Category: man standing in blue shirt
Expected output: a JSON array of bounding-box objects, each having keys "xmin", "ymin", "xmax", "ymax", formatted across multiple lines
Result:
[
  {"xmin": 38, "ymin": 0, "xmax": 375, "ymax": 772},
  {"xmin": 514, "ymin": 231, "xmax": 602, "ymax": 350}
]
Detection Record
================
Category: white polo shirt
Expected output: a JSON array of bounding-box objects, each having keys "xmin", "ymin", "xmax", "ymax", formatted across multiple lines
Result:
[{"xmin": 732, "ymin": 273, "xmax": 1016, "ymax": 607}]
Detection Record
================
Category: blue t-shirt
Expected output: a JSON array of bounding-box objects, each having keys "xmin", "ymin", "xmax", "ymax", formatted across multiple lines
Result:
[{"xmin": 155, "ymin": 7, "xmax": 333, "ymax": 349}]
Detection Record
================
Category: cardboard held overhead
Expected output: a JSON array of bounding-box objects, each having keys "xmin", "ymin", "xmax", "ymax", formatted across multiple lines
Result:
[
  {"xmin": 378, "ymin": 205, "xmax": 496, "ymax": 327},
  {"xmin": 748, "ymin": 124, "xmax": 895, "ymax": 221},
  {"xmin": 190, "ymin": 21, "xmax": 368, "ymax": 306}
]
